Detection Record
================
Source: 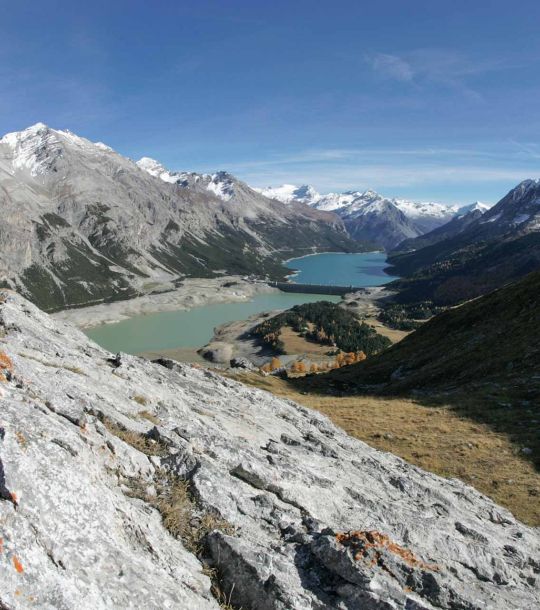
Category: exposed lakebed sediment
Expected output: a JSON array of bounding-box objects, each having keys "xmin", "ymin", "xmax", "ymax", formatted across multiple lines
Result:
[
  {"xmin": 53, "ymin": 276, "xmax": 277, "ymax": 329},
  {"xmin": 58, "ymin": 253, "xmax": 397, "ymax": 360}
]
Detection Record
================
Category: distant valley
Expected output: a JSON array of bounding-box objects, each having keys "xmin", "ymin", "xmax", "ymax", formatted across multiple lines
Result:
[
  {"xmin": 0, "ymin": 122, "xmax": 507, "ymax": 314},
  {"xmin": 387, "ymin": 179, "xmax": 540, "ymax": 305},
  {"xmin": 0, "ymin": 124, "xmax": 358, "ymax": 311}
]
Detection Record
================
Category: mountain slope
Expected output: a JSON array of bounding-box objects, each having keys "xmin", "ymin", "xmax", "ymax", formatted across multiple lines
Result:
[
  {"xmin": 338, "ymin": 195, "xmax": 420, "ymax": 249},
  {"xmin": 260, "ymin": 185, "xmax": 458, "ymax": 249},
  {"xmin": 0, "ymin": 289, "xmax": 539, "ymax": 608},
  {"xmin": 0, "ymin": 124, "xmax": 359, "ymax": 311},
  {"xmin": 395, "ymin": 206, "xmax": 488, "ymax": 253},
  {"xmin": 387, "ymin": 180, "xmax": 540, "ymax": 304},
  {"xmin": 302, "ymin": 270, "xmax": 540, "ymax": 400},
  {"xmin": 255, "ymin": 183, "xmax": 321, "ymax": 205}
]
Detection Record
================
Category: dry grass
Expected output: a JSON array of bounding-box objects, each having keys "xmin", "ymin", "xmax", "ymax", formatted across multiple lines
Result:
[
  {"xmin": 225, "ymin": 371, "xmax": 540, "ymax": 526},
  {"xmin": 17, "ymin": 353, "xmax": 87, "ymax": 376},
  {"xmin": 203, "ymin": 567, "xmax": 240, "ymax": 610},
  {"xmin": 363, "ymin": 317, "xmax": 410, "ymax": 343},
  {"xmin": 122, "ymin": 471, "xmax": 237, "ymax": 608},
  {"xmin": 279, "ymin": 326, "xmax": 333, "ymax": 356},
  {"xmin": 153, "ymin": 475, "xmax": 235, "ymax": 555},
  {"xmin": 138, "ymin": 410, "xmax": 160, "ymax": 425},
  {"xmin": 132, "ymin": 394, "xmax": 149, "ymax": 406},
  {"xmin": 103, "ymin": 417, "xmax": 169, "ymax": 456}
]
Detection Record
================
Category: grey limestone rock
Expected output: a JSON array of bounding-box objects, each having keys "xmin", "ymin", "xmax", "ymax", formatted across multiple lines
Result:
[{"xmin": 0, "ymin": 290, "xmax": 538, "ymax": 609}]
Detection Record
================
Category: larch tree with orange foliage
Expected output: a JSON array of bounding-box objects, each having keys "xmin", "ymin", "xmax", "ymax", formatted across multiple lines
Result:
[
  {"xmin": 296, "ymin": 361, "xmax": 307, "ymax": 373},
  {"xmin": 270, "ymin": 357, "xmax": 282, "ymax": 371}
]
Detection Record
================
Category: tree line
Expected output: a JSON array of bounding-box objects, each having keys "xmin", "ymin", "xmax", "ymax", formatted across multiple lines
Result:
[{"xmin": 251, "ymin": 301, "xmax": 391, "ymax": 355}]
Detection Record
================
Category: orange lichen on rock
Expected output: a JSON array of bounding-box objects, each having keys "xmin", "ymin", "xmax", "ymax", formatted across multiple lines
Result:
[
  {"xmin": 336, "ymin": 530, "xmax": 438, "ymax": 572},
  {"xmin": 0, "ymin": 351, "xmax": 13, "ymax": 382},
  {"xmin": 12, "ymin": 555, "xmax": 24, "ymax": 573}
]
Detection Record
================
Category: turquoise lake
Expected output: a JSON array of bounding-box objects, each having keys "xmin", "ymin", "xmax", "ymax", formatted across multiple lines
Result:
[
  {"xmin": 85, "ymin": 251, "xmax": 395, "ymax": 354},
  {"xmin": 286, "ymin": 251, "xmax": 394, "ymax": 286}
]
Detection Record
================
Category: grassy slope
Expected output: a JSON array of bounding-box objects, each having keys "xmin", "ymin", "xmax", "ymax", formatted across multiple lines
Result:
[
  {"xmin": 293, "ymin": 272, "xmax": 539, "ymax": 484},
  {"xmin": 387, "ymin": 232, "xmax": 540, "ymax": 305},
  {"xmin": 226, "ymin": 372, "xmax": 540, "ymax": 526},
  {"xmin": 303, "ymin": 271, "xmax": 540, "ymax": 398}
]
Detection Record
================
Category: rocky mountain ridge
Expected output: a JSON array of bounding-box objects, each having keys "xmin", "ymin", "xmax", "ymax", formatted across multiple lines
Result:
[
  {"xmin": 0, "ymin": 289, "xmax": 539, "ymax": 609},
  {"xmin": 0, "ymin": 124, "xmax": 358, "ymax": 311},
  {"xmin": 257, "ymin": 184, "xmax": 487, "ymax": 249},
  {"xmin": 387, "ymin": 180, "xmax": 540, "ymax": 304},
  {"xmin": 395, "ymin": 206, "xmax": 488, "ymax": 254}
]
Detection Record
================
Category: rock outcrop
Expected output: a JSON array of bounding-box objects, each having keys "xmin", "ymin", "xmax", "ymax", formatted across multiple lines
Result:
[{"xmin": 0, "ymin": 291, "xmax": 538, "ymax": 609}]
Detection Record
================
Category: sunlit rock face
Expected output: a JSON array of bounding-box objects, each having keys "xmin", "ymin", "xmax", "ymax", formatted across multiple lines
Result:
[{"xmin": 0, "ymin": 290, "xmax": 538, "ymax": 609}]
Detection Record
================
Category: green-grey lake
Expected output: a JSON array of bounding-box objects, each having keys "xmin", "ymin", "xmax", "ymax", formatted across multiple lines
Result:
[{"xmin": 85, "ymin": 251, "xmax": 395, "ymax": 354}]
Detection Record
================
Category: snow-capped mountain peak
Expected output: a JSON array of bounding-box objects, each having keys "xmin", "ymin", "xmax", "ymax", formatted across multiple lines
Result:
[
  {"xmin": 456, "ymin": 201, "xmax": 491, "ymax": 217},
  {"xmin": 136, "ymin": 157, "xmax": 181, "ymax": 184},
  {"xmin": 478, "ymin": 179, "xmax": 540, "ymax": 231},
  {"xmin": 256, "ymin": 183, "xmax": 474, "ymax": 248},
  {"xmin": 255, "ymin": 184, "xmax": 321, "ymax": 205},
  {"xmin": 136, "ymin": 158, "xmax": 236, "ymax": 201},
  {"xmin": 0, "ymin": 123, "xmax": 118, "ymax": 177},
  {"xmin": 393, "ymin": 199, "xmax": 458, "ymax": 220}
]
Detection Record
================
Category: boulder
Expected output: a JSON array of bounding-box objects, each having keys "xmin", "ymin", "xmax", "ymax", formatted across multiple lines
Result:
[{"xmin": 229, "ymin": 357, "xmax": 256, "ymax": 371}]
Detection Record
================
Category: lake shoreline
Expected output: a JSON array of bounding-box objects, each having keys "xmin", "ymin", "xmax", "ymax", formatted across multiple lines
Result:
[
  {"xmin": 282, "ymin": 249, "xmax": 385, "ymax": 265},
  {"xmin": 52, "ymin": 276, "xmax": 277, "ymax": 329},
  {"xmin": 69, "ymin": 252, "xmax": 399, "ymax": 358},
  {"xmin": 197, "ymin": 285, "xmax": 401, "ymax": 367}
]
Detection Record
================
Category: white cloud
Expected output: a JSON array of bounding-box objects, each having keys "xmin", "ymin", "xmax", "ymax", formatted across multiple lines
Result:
[
  {"xmin": 368, "ymin": 53, "xmax": 414, "ymax": 81},
  {"xmin": 365, "ymin": 48, "xmax": 496, "ymax": 101},
  {"xmin": 219, "ymin": 146, "xmax": 538, "ymax": 199}
]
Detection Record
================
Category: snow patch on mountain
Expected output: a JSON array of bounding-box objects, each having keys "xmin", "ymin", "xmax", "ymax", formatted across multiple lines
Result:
[
  {"xmin": 137, "ymin": 158, "xmax": 236, "ymax": 201},
  {"xmin": 255, "ymin": 184, "xmax": 321, "ymax": 205},
  {"xmin": 456, "ymin": 201, "xmax": 491, "ymax": 217},
  {"xmin": 0, "ymin": 123, "xmax": 118, "ymax": 177},
  {"xmin": 205, "ymin": 172, "xmax": 234, "ymax": 201},
  {"xmin": 136, "ymin": 157, "xmax": 181, "ymax": 184}
]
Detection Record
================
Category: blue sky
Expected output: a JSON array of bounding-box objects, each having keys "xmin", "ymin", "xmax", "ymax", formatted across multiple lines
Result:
[{"xmin": 1, "ymin": 0, "xmax": 540, "ymax": 204}]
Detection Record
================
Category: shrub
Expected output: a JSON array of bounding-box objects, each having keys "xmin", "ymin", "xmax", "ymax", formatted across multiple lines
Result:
[{"xmin": 138, "ymin": 410, "xmax": 160, "ymax": 425}]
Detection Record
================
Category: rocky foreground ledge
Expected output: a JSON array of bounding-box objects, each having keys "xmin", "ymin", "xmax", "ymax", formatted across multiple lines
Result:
[{"xmin": 0, "ymin": 291, "xmax": 538, "ymax": 609}]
